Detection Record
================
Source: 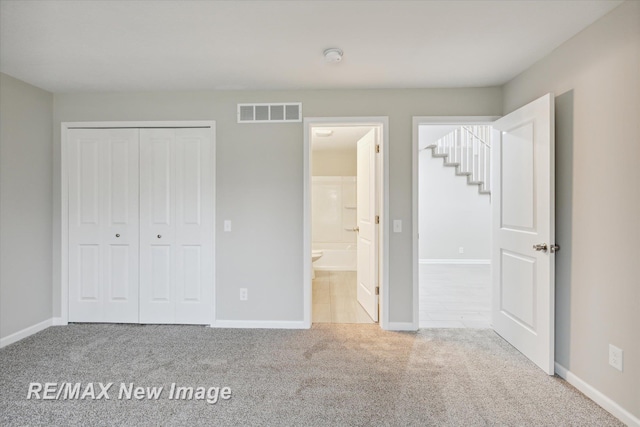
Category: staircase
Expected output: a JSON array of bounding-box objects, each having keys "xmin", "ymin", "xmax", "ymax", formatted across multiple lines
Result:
[{"xmin": 423, "ymin": 125, "xmax": 492, "ymax": 196}]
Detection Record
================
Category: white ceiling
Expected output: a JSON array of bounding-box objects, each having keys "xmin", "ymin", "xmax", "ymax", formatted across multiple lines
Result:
[
  {"xmin": 311, "ymin": 126, "xmax": 373, "ymax": 152},
  {"xmin": 0, "ymin": 0, "xmax": 622, "ymax": 93}
]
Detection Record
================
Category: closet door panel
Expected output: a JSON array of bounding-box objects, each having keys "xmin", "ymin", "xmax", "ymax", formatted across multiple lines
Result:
[
  {"xmin": 69, "ymin": 132, "xmax": 103, "ymax": 321},
  {"xmin": 103, "ymin": 132, "xmax": 139, "ymax": 322},
  {"xmin": 174, "ymin": 128, "xmax": 213, "ymax": 324},
  {"xmin": 139, "ymin": 129, "xmax": 177, "ymax": 323},
  {"xmin": 68, "ymin": 129, "xmax": 139, "ymax": 323}
]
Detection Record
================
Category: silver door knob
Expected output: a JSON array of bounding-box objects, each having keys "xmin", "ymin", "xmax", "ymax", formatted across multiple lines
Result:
[
  {"xmin": 157, "ymin": 235, "xmax": 162, "ymax": 239},
  {"xmin": 353, "ymin": 226, "xmax": 359, "ymax": 232},
  {"xmin": 115, "ymin": 234, "xmax": 120, "ymax": 238},
  {"xmin": 533, "ymin": 243, "xmax": 548, "ymax": 252},
  {"xmin": 550, "ymin": 244, "xmax": 560, "ymax": 253}
]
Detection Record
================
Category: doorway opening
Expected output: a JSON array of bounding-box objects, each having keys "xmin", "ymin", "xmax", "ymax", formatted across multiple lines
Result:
[
  {"xmin": 417, "ymin": 122, "xmax": 493, "ymax": 328},
  {"xmin": 303, "ymin": 117, "xmax": 389, "ymax": 329},
  {"xmin": 311, "ymin": 125, "xmax": 375, "ymax": 324},
  {"xmin": 413, "ymin": 95, "xmax": 556, "ymax": 374}
]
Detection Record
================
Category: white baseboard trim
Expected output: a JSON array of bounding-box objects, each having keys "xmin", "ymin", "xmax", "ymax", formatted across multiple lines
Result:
[
  {"xmin": 0, "ymin": 318, "xmax": 53, "ymax": 349},
  {"xmin": 51, "ymin": 317, "xmax": 67, "ymax": 326},
  {"xmin": 385, "ymin": 322, "xmax": 417, "ymax": 331},
  {"xmin": 419, "ymin": 259, "xmax": 491, "ymax": 265},
  {"xmin": 212, "ymin": 320, "xmax": 308, "ymax": 329},
  {"xmin": 555, "ymin": 362, "xmax": 640, "ymax": 427}
]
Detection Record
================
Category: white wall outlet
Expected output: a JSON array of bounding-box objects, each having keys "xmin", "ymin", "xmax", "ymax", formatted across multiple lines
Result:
[
  {"xmin": 393, "ymin": 220, "xmax": 402, "ymax": 233},
  {"xmin": 609, "ymin": 344, "xmax": 623, "ymax": 371},
  {"xmin": 239, "ymin": 288, "xmax": 248, "ymax": 301},
  {"xmin": 459, "ymin": 247, "xmax": 464, "ymax": 254},
  {"xmin": 224, "ymin": 220, "xmax": 232, "ymax": 232}
]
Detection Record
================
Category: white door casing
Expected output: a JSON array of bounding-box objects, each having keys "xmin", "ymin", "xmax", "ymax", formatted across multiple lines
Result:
[
  {"xmin": 139, "ymin": 128, "xmax": 214, "ymax": 324},
  {"xmin": 491, "ymin": 93, "xmax": 555, "ymax": 374},
  {"xmin": 356, "ymin": 129, "xmax": 379, "ymax": 321},
  {"xmin": 68, "ymin": 128, "xmax": 140, "ymax": 323}
]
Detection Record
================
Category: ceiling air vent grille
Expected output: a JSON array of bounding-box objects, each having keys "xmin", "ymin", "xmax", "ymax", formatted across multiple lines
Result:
[{"xmin": 237, "ymin": 103, "xmax": 302, "ymax": 123}]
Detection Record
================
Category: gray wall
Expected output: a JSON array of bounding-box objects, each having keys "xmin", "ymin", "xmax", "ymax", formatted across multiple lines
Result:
[
  {"xmin": 503, "ymin": 0, "xmax": 640, "ymax": 418},
  {"xmin": 53, "ymin": 88, "xmax": 502, "ymax": 323},
  {"xmin": 0, "ymin": 73, "xmax": 53, "ymax": 339},
  {"xmin": 418, "ymin": 148, "xmax": 490, "ymax": 260}
]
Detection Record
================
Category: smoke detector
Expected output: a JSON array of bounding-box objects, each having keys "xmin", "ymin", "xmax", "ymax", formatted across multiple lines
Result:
[{"xmin": 323, "ymin": 48, "xmax": 343, "ymax": 63}]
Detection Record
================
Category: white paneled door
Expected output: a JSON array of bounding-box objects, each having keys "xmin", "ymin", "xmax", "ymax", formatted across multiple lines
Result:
[
  {"xmin": 356, "ymin": 129, "xmax": 378, "ymax": 321},
  {"xmin": 139, "ymin": 128, "xmax": 214, "ymax": 324},
  {"xmin": 68, "ymin": 126, "xmax": 214, "ymax": 325},
  {"xmin": 491, "ymin": 93, "xmax": 555, "ymax": 374},
  {"xmin": 68, "ymin": 129, "xmax": 140, "ymax": 323}
]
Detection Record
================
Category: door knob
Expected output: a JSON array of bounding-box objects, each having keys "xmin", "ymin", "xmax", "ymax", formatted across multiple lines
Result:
[
  {"xmin": 115, "ymin": 234, "xmax": 120, "ymax": 238},
  {"xmin": 353, "ymin": 226, "xmax": 359, "ymax": 232},
  {"xmin": 157, "ymin": 235, "xmax": 162, "ymax": 239},
  {"xmin": 533, "ymin": 243, "xmax": 548, "ymax": 252},
  {"xmin": 550, "ymin": 244, "xmax": 560, "ymax": 253}
]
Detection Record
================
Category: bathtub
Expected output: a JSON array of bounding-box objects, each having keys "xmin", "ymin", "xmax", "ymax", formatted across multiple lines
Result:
[{"xmin": 312, "ymin": 243, "xmax": 356, "ymax": 271}]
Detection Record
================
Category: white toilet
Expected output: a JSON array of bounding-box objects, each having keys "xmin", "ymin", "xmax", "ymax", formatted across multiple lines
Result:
[{"xmin": 311, "ymin": 250, "xmax": 323, "ymax": 279}]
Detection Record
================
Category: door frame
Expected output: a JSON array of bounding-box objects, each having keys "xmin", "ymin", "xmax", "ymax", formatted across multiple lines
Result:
[
  {"xmin": 60, "ymin": 120, "xmax": 216, "ymax": 326},
  {"xmin": 303, "ymin": 117, "xmax": 389, "ymax": 329},
  {"xmin": 411, "ymin": 116, "xmax": 499, "ymax": 330}
]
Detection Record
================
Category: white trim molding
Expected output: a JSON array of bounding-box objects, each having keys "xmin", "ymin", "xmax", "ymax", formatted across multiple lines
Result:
[
  {"xmin": 555, "ymin": 362, "xmax": 640, "ymax": 427},
  {"xmin": 52, "ymin": 317, "xmax": 67, "ymax": 326},
  {"xmin": 419, "ymin": 259, "xmax": 491, "ymax": 265},
  {"xmin": 0, "ymin": 318, "xmax": 52, "ymax": 349},
  {"xmin": 212, "ymin": 320, "xmax": 307, "ymax": 329}
]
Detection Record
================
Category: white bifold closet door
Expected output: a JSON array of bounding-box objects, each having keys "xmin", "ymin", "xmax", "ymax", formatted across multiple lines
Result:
[
  {"xmin": 68, "ymin": 129, "xmax": 140, "ymax": 323},
  {"xmin": 68, "ymin": 127, "xmax": 213, "ymax": 325},
  {"xmin": 139, "ymin": 128, "xmax": 214, "ymax": 324}
]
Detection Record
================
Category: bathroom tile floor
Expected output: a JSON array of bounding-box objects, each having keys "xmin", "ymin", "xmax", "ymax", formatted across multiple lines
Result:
[
  {"xmin": 419, "ymin": 264, "xmax": 491, "ymax": 329},
  {"xmin": 312, "ymin": 271, "xmax": 375, "ymax": 324}
]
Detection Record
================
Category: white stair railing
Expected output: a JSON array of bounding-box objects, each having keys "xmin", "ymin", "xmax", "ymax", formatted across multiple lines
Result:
[{"xmin": 424, "ymin": 125, "xmax": 491, "ymax": 195}]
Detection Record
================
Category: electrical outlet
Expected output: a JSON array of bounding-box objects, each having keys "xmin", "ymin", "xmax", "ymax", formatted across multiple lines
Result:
[
  {"xmin": 239, "ymin": 288, "xmax": 248, "ymax": 301},
  {"xmin": 609, "ymin": 344, "xmax": 623, "ymax": 371},
  {"xmin": 224, "ymin": 220, "xmax": 232, "ymax": 232},
  {"xmin": 459, "ymin": 247, "xmax": 464, "ymax": 254},
  {"xmin": 393, "ymin": 220, "xmax": 402, "ymax": 233}
]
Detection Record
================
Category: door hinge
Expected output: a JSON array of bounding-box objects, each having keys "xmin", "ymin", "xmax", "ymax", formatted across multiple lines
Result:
[
  {"xmin": 376, "ymin": 144, "xmax": 380, "ymax": 153},
  {"xmin": 375, "ymin": 215, "xmax": 380, "ymax": 224},
  {"xmin": 375, "ymin": 286, "xmax": 379, "ymax": 295}
]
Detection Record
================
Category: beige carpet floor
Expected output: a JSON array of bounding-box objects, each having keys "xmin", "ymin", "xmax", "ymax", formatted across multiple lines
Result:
[{"xmin": 0, "ymin": 324, "xmax": 622, "ymax": 426}]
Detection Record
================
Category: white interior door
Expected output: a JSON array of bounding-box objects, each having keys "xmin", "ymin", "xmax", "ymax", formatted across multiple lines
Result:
[
  {"xmin": 356, "ymin": 129, "xmax": 378, "ymax": 321},
  {"xmin": 491, "ymin": 93, "xmax": 555, "ymax": 374},
  {"xmin": 68, "ymin": 128, "xmax": 140, "ymax": 323},
  {"xmin": 139, "ymin": 128, "xmax": 214, "ymax": 324}
]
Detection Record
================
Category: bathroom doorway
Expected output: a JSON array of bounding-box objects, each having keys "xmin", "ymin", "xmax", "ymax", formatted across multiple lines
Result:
[{"xmin": 303, "ymin": 117, "xmax": 389, "ymax": 327}]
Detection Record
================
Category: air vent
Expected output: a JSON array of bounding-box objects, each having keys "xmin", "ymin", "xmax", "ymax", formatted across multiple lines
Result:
[{"xmin": 237, "ymin": 103, "xmax": 302, "ymax": 123}]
